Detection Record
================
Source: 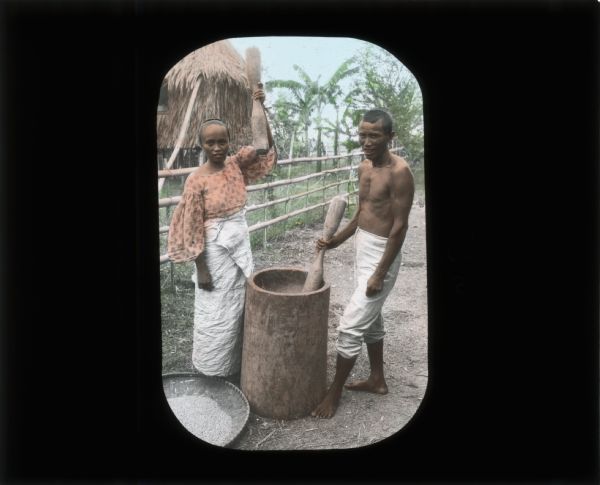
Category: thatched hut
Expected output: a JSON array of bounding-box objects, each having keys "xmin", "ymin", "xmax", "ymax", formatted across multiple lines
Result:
[{"xmin": 157, "ymin": 40, "xmax": 253, "ymax": 170}]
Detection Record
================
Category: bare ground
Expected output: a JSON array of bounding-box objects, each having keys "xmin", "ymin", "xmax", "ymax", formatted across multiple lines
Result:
[
  {"xmin": 232, "ymin": 200, "xmax": 428, "ymax": 450},
  {"xmin": 161, "ymin": 199, "xmax": 428, "ymax": 450}
]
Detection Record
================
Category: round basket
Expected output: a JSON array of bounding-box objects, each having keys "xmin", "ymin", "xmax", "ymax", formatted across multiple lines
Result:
[{"xmin": 162, "ymin": 372, "xmax": 250, "ymax": 448}]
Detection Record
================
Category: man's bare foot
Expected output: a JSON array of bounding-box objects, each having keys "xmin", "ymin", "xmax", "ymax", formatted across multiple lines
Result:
[
  {"xmin": 344, "ymin": 377, "xmax": 388, "ymax": 395},
  {"xmin": 311, "ymin": 387, "xmax": 342, "ymax": 419}
]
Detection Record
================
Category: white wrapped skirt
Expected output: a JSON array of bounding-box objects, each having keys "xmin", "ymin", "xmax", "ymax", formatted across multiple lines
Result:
[
  {"xmin": 336, "ymin": 227, "xmax": 403, "ymax": 359},
  {"xmin": 191, "ymin": 210, "xmax": 253, "ymax": 377}
]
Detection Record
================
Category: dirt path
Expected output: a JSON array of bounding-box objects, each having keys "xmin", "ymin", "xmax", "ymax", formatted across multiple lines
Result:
[{"xmin": 230, "ymin": 201, "xmax": 428, "ymax": 450}]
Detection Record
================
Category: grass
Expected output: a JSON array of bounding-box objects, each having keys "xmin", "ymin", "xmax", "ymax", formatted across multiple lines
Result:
[{"xmin": 161, "ymin": 283, "xmax": 195, "ymax": 373}]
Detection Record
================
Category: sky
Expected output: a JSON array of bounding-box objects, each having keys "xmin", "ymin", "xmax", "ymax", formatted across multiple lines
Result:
[
  {"xmin": 228, "ymin": 36, "xmax": 371, "ymax": 86},
  {"xmin": 184, "ymin": 36, "xmax": 417, "ymax": 152},
  {"xmin": 228, "ymin": 36, "xmax": 401, "ymax": 149}
]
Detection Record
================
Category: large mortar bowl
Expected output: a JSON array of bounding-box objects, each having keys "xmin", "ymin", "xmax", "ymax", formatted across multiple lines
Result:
[{"xmin": 241, "ymin": 267, "xmax": 330, "ymax": 420}]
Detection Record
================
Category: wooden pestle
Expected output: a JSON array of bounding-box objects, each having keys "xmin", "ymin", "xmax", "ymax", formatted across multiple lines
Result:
[
  {"xmin": 245, "ymin": 47, "xmax": 269, "ymax": 152},
  {"xmin": 302, "ymin": 195, "xmax": 348, "ymax": 292}
]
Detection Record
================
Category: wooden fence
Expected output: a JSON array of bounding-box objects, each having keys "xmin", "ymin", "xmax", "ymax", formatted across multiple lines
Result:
[{"xmin": 158, "ymin": 148, "xmax": 402, "ymax": 264}]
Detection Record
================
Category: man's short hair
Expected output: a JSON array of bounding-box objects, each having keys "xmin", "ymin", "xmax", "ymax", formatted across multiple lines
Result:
[
  {"xmin": 362, "ymin": 109, "xmax": 394, "ymax": 135},
  {"xmin": 198, "ymin": 118, "xmax": 230, "ymax": 143}
]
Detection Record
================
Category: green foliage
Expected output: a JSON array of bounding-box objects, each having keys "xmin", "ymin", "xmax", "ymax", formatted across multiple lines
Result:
[
  {"xmin": 266, "ymin": 68, "xmax": 317, "ymax": 158},
  {"xmin": 269, "ymin": 93, "xmax": 303, "ymax": 159},
  {"xmin": 313, "ymin": 58, "xmax": 360, "ymax": 161},
  {"xmin": 351, "ymin": 45, "xmax": 424, "ymax": 165},
  {"xmin": 266, "ymin": 59, "xmax": 359, "ymax": 162},
  {"xmin": 266, "ymin": 43, "xmax": 424, "ymax": 167},
  {"xmin": 323, "ymin": 87, "xmax": 363, "ymax": 155}
]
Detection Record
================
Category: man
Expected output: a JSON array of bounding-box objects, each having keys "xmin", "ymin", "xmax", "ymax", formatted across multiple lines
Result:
[{"xmin": 311, "ymin": 109, "xmax": 414, "ymax": 418}]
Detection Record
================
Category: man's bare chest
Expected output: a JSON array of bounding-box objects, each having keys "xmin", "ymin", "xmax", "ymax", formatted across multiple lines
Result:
[{"xmin": 359, "ymin": 169, "xmax": 391, "ymax": 202}]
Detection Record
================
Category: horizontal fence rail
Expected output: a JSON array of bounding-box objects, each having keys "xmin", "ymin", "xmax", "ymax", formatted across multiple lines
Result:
[
  {"xmin": 246, "ymin": 166, "xmax": 355, "ymax": 193},
  {"xmin": 157, "ymin": 165, "xmax": 358, "ymax": 208},
  {"xmin": 157, "ymin": 151, "xmax": 364, "ymax": 180},
  {"xmin": 245, "ymin": 180, "xmax": 351, "ymax": 213},
  {"xmin": 159, "ymin": 195, "xmax": 182, "ymax": 208},
  {"xmin": 247, "ymin": 189, "xmax": 359, "ymax": 233},
  {"xmin": 159, "ymin": 190, "xmax": 359, "ymax": 265},
  {"xmin": 158, "ymin": 178, "xmax": 352, "ymax": 234},
  {"xmin": 158, "ymin": 148, "xmax": 402, "ymax": 265}
]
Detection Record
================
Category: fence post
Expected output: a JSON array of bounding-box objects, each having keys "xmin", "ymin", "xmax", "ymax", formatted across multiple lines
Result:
[
  {"xmin": 164, "ymin": 204, "xmax": 175, "ymax": 291},
  {"xmin": 322, "ymin": 171, "xmax": 326, "ymax": 219},
  {"xmin": 347, "ymin": 155, "xmax": 356, "ymax": 209},
  {"xmin": 263, "ymin": 187, "xmax": 268, "ymax": 249},
  {"xmin": 170, "ymin": 261, "xmax": 175, "ymax": 293},
  {"xmin": 304, "ymin": 175, "xmax": 309, "ymax": 227},
  {"xmin": 283, "ymin": 162, "xmax": 292, "ymax": 233}
]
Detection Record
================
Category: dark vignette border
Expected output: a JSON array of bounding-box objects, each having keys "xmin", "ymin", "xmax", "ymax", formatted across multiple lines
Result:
[{"xmin": 1, "ymin": 0, "xmax": 598, "ymax": 483}]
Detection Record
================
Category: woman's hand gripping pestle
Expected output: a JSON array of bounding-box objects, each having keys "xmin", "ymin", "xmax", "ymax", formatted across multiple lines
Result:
[
  {"xmin": 245, "ymin": 47, "xmax": 269, "ymax": 152},
  {"xmin": 302, "ymin": 195, "xmax": 348, "ymax": 292}
]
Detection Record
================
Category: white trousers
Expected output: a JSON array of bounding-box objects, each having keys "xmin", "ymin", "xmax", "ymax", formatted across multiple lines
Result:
[
  {"xmin": 336, "ymin": 227, "xmax": 402, "ymax": 359},
  {"xmin": 191, "ymin": 210, "xmax": 254, "ymax": 377}
]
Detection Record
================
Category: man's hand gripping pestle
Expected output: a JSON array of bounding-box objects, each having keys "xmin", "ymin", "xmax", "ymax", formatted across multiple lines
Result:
[{"xmin": 302, "ymin": 195, "xmax": 348, "ymax": 292}]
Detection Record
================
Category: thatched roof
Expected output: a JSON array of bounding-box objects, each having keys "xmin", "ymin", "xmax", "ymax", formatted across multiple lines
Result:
[{"xmin": 157, "ymin": 40, "xmax": 253, "ymax": 151}]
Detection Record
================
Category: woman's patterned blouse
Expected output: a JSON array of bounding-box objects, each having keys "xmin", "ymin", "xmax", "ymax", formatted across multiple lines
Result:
[{"xmin": 167, "ymin": 146, "xmax": 277, "ymax": 263}]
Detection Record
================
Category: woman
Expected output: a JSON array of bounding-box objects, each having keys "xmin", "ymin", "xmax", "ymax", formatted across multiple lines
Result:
[{"xmin": 167, "ymin": 88, "xmax": 276, "ymax": 380}]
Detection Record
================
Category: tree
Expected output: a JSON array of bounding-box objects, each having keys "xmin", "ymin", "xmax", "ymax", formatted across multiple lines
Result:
[
  {"xmin": 266, "ymin": 59, "xmax": 359, "ymax": 169},
  {"xmin": 266, "ymin": 68, "xmax": 318, "ymax": 158},
  {"xmin": 352, "ymin": 45, "xmax": 424, "ymax": 165},
  {"xmin": 314, "ymin": 58, "xmax": 359, "ymax": 160},
  {"xmin": 322, "ymin": 86, "xmax": 362, "ymax": 158},
  {"xmin": 269, "ymin": 93, "xmax": 302, "ymax": 159}
]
